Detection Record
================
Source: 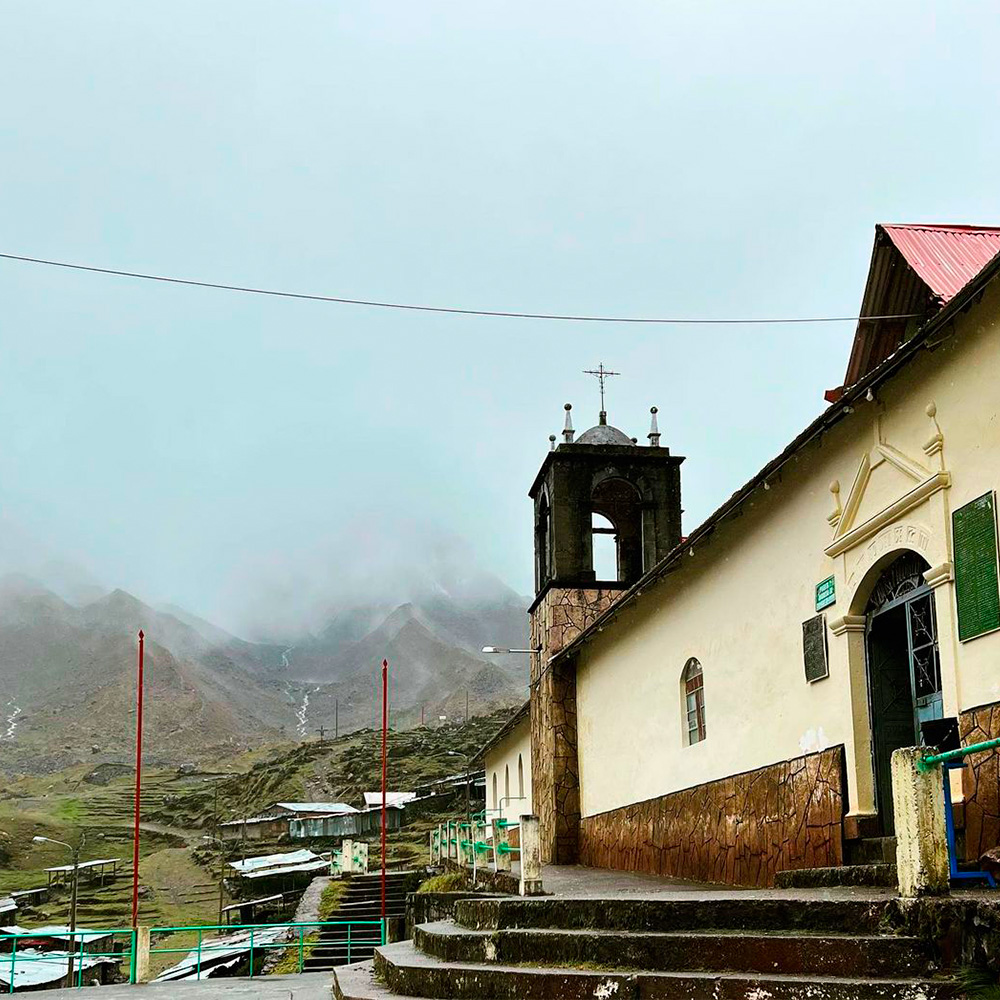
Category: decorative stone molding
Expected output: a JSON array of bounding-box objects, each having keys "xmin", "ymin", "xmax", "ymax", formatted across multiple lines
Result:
[
  {"xmin": 923, "ymin": 562, "xmax": 954, "ymax": 590},
  {"xmin": 826, "ymin": 473, "xmax": 950, "ymax": 558},
  {"xmin": 827, "ymin": 480, "xmax": 843, "ymax": 528},
  {"xmin": 829, "ymin": 614, "xmax": 866, "ymax": 636},
  {"xmin": 922, "ymin": 402, "xmax": 945, "ymax": 463},
  {"xmin": 827, "ymin": 409, "xmax": 950, "ymax": 558}
]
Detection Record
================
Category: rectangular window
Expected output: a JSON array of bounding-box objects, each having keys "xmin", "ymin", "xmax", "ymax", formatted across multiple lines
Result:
[{"xmin": 953, "ymin": 492, "xmax": 1000, "ymax": 641}]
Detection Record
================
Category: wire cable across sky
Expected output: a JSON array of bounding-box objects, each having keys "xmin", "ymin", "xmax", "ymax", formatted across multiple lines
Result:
[{"xmin": 0, "ymin": 251, "xmax": 918, "ymax": 325}]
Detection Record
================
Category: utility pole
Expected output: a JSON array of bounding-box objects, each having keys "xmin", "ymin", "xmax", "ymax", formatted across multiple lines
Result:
[
  {"xmin": 131, "ymin": 630, "xmax": 145, "ymax": 930},
  {"xmin": 335, "ymin": 699, "xmax": 339, "ymax": 740},
  {"xmin": 465, "ymin": 689, "xmax": 469, "ymax": 724},
  {"xmin": 213, "ymin": 779, "xmax": 225, "ymax": 927},
  {"xmin": 315, "ymin": 725, "xmax": 327, "ymax": 741},
  {"xmin": 380, "ymin": 659, "xmax": 388, "ymax": 922},
  {"xmin": 67, "ymin": 836, "xmax": 82, "ymax": 986}
]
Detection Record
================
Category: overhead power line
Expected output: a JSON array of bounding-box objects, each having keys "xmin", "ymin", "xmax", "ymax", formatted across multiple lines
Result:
[{"xmin": 0, "ymin": 251, "xmax": 918, "ymax": 326}]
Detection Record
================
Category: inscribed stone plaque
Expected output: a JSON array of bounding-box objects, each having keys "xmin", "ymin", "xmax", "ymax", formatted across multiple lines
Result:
[
  {"xmin": 953, "ymin": 492, "xmax": 1000, "ymax": 641},
  {"xmin": 802, "ymin": 614, "xmax": 829, "ymax": 683}
]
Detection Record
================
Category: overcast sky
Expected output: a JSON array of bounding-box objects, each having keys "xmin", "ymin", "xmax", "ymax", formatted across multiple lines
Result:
[{"xmin": 2, "ymin": 2, "xmax": 999, "ymax": 636}]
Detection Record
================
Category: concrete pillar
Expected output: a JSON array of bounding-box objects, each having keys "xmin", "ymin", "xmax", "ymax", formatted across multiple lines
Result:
[
  {"xmin": 456, "ymin": 824, "xmax": 467, "ymax": 867},
  {"xmin": 519, "ymin": 814, "xmax": 543, "ymax": 896},
  {"xmin": 892, "ymin": 746, "xmax": 950, "ymax": 898},
  {"xmin": 342, "ymin": 839, "xmax": 354, "ymax": 875},
  {"xmin": 494, "ymin": 819, "xmax": 511, "ymax": 872},
  {"xmin": 356, "ymin": 841, "xmax": 369, "ymax": 874},
  {"xmin": 133, "ymin": 926, "xmax": 151, "ymax": 983}
]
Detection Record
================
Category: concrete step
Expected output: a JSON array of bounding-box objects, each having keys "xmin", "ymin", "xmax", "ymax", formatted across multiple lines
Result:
[
  {"xmin": 454, "ymin": 895, "xmax": 889, "ymax": 934},
  {"xmin": 335, "ymin": 960, "xmax": 495, "ymax": 1000},
  {"xmin": 372, "ymin": 941, "xmax": 957, "ymax": 999},
  {"xmin": 775, "ymin": 864, "xmax": 898, "ymax": 889},
  {"xmin": 413, "ymin": 921, "xmax": 935, "ymax": 978},
  {"xmin": 846, "ymin": 837, "xmax": 898, "ymax": 865}
]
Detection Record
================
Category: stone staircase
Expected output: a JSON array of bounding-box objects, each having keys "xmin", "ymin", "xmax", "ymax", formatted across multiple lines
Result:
[
  {"xmin": 333, "ymin": 894, "xmax": 959, "ymax": 999},
  {"xmin": 776, "ymin": 836, "xmax": 898, "ymax": 889},
  {"xmin": 302, "ymin": 872, "xmax": 410, "ymax": 971}
]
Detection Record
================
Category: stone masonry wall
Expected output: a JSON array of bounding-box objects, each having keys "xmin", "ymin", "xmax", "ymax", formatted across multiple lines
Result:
[
  {"xmin": 578, "ymin": 745, "xmax": 845, "ymax": 887},
  {"xmin": 530, "ymin": 586, "xmax": 622, "ymax": 865},
  {"xmin": 960, "ymin": 701, "xmax": 1000, "ymax": 863}
]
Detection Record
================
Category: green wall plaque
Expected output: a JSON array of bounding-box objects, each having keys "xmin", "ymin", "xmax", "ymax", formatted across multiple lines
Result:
[
  {"xmin": 954, "ymin": 492, "xmax": 1000, "ymax": 641},
  {"xmin": 815, "ymin": 576, "xmax": 836, "ymax": 611}
]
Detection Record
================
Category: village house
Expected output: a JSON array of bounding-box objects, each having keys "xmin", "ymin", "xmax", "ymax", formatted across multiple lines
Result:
[{"xmin": 485, "ymin": 223, "xmax": 1000, "ymax": 887}]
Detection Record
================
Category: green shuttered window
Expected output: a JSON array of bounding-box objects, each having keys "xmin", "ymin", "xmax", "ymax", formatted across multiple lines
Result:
[{"xmin": 953, "ymin": 492, "xmax": 1000, "ymax": 641}]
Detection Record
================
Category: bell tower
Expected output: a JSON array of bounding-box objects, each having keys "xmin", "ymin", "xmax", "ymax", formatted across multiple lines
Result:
[{"xmin": 528, "ymin": 394, "xmax": 684, "ymax": 864}]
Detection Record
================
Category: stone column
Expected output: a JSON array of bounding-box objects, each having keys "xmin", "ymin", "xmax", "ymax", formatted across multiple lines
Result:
[
  {"xmin": 519, "ymin": 815, "xmax": 543, "ymax": 896},
  {"xmin": 494, "ymin": 819, "xmax": 511, "ymax": 873},
  {"xmin": 342, "ymin": 839, "xmax": 354, "ymax": 874},
  {"xmin": 892, "ymin": 746, "xmax": 950, "ymax": 897}
]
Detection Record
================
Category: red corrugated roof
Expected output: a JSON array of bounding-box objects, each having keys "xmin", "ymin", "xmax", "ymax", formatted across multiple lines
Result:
[{"xmin": 882, "ymin": 223, "xmax": 1000, "ymax": 303}]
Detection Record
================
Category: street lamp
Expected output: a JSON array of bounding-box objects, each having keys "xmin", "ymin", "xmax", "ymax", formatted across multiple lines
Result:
[{"xmin": 33, "ymin": 834, "xmax": 85, "ymax": 986}]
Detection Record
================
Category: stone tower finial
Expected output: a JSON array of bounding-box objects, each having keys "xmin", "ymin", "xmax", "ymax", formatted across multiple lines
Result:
[
  {"xmin": 562, "ymin": 403, "xmax": 575, "ymax": 444},
  {"xmin": 648, "ymin": 406, "xmax": 661, "ymax": 447},
  {"xmin": 549, "ymin": 434, "xmax": 557, "ymax": 451}
]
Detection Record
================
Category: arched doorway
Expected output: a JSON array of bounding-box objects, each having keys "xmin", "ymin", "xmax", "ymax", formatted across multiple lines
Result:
[{"xmin": 865, "ymin": 550, "xmax": 942, "ymax": 833}]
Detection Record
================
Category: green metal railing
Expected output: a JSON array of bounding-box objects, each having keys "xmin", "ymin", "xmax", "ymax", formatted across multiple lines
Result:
[
  {"xmin": 0, "ymin": 928, "xmax": 136, "ymax": 993},
  {"xmin": 1, "ymin": 918, "xmax": 386, "ymax": 991},
  {"xmin": 918, "ymin": 736, "xmax": 1000, "ymax": 771},
  {"xmin": 149, "ymin": 919, "xmax": 387, "ymax": 980}
]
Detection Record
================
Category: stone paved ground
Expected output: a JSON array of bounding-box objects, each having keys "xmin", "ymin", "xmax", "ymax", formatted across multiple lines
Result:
[
  {"xmin": 39, "ymin": 971, "xmax": 333, "ymax": 999},
  {"xmin": 515, "ymin": 861, "xmax": 999, "ymax": 902}
]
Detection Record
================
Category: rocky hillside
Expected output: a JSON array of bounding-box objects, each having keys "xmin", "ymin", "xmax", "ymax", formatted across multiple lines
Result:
[{"xmin": 0, "ymin": 571, "xmax": 529, "ymax": 774}]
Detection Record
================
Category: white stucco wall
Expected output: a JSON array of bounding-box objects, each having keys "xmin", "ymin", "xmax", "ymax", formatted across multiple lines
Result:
[
  {"xmin": 575, "ymin": 284, "xmax": 1000, "ymax": 822},
  {"xmin": 484, "ymin": 713, "xmax": 532, "ymax": 826}
]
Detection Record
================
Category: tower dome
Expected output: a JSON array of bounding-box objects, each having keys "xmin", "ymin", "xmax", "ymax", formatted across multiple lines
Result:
[{"xmin": 575, "ymin": 411, "xmax": 634, "ymax": 446}]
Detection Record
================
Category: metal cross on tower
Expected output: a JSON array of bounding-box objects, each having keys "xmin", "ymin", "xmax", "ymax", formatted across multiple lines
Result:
[{"xmin": 583, "ymin": 363, "xmax": 621, "ymax": 413}]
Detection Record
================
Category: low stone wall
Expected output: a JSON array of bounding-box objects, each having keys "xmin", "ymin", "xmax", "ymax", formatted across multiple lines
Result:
[
  {"xmin": 960, "ymin": 700, "xmax": 1000, "ymax": 862},
  {"xmin": 578, "ymin": 745, "xmax": 845, "ymax": 888}
]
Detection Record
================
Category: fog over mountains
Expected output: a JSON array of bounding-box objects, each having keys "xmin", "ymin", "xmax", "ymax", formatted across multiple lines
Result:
[{"xmin": 0, "ymin": 542, "xmax": 530, "ymax": 774}]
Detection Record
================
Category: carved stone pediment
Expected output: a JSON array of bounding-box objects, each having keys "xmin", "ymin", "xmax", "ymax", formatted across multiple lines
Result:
[{"xmin": 826, "ymin": 406, "xmax": 950, "ymax": 559}]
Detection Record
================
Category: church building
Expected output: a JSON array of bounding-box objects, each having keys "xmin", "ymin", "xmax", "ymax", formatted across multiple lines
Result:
[{"xmin": 483, "ymin": 223, "xmax": 1000, "ymax": 887}]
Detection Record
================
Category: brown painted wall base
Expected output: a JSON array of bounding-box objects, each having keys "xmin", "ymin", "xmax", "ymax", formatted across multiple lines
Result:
[
  {"xmin": 960, "ymin": 701, "xmax": 1000, "ymax": 862},
  {"xmin": 578, "ymin": 745, "xmax": 845, "ymax": 888}
]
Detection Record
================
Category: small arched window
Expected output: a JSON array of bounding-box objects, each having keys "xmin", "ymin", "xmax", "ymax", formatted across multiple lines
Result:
[
  {"xmin": 492, "ymin": 772, "xmax": 498, "ymax": 807},
  {"xmin": 683, "ymin": 658, "xmax": 706, "ymax": 745},
  {"xmin": 504, "ymin": 764, "xmax": 510, "ymax": 802},
  {"xmin": 517, "ymin": 754, "xmax": 524, "ymax": 798}
]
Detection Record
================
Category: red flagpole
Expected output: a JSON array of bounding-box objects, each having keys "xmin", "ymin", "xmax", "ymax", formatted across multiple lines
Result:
[
  {"xmin": 381, "ymin": 658, "xmax": 388, "ymax": 921},
  {"xmin": 131, "ymin": 630, "xmax": 145, "ymax": 928}
]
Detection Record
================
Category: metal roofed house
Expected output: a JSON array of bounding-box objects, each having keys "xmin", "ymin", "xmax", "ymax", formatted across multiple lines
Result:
[
  {"xmin": 274, "ymin": 802, "xmax": 359, "ymax": 817},
  {"xmin": 0, "ymin": 949, "xmax": 117, "ymax": 991},
  {"xmin": 228, "ymin": 849, "xmax": 326, "ymax": 876},
  {"xmin": 0, "ymin": 925, "xmax": 114, "ymax": 955},
  {"xmin": 218, "ymin": 813, "xmax": 292, "ymax": 842},
  {"xmin": 362, "ymin": 792, "xmax": 417, "ymax": 809},
  {"xmin": 151, "ymin": 926, "xmax": 286, "ymax": 982},
  {"xmin": 0, "ymin": 900, "xmax": 15, "ymax": 921}
]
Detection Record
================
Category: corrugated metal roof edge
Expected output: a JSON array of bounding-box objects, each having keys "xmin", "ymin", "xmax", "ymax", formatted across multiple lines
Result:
[{"xmin": 550, "ymin": 247, "xmax": 1000, "ymax": 671}]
